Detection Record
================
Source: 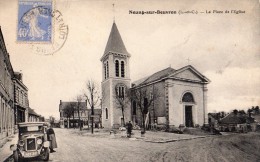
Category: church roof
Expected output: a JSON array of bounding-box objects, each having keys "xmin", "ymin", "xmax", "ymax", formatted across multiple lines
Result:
[
  {"xmin": 132, "ymin": 65, "xmax": 210, "ymax": 87},
  {"xmin": 102, "ymin": 22, "xmax": 129, "ymax": 57},
  {"xmin": 132, "ymin": 76, "xmax": 150, "ymax": 86},
  {"xmin": 142, "ymin": 67, "xmax": 176, "ymax": 85},
  {"xmin": 132, "ymin": 67, "xmax": 176, "ymax": 87}
]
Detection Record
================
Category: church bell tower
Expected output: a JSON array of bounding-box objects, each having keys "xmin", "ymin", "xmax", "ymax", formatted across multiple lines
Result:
[{"xmin": 100, "ymin": 22, "xmax": 131, "ymax": 128}]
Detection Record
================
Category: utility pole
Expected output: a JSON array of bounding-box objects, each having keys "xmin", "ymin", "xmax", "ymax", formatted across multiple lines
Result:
[
  {"xmin": 91, "ymin": 93, "xmax": 94, "ymax": 134},
  {"xmin": 77, "ymin": 95, "xmax": 82, "ymax": 131},
  {"xmin": 100, "ymin": 98, "xmax": 102, "ymax": 128}
]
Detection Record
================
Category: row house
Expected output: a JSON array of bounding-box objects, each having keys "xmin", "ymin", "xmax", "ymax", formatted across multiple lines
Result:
[
  {"xmin": 59, "ymin": 100, "xmax": 88, "ymax": 128},
  {"xmin": 28, "ymin": 107, "xmax": 41, "ymax": 122},
  {"xmin": 0, "ymin": 27, "xmax": 15, "ymax": 139},
  {"xmin": 0, "ymin": 27, "xmax": 44, "ymax": 142},
  {"xmin": 13, "ymin": 72, "xmax": 29, "ymax": 124},
  {"xmin": 59, "ymin": 100, "xmax": 102, "ymax": 128}
]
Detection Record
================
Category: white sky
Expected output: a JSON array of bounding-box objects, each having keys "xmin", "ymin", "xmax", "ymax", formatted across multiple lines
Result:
[{"xmin": 0, "ymin": 0, "xmax": 259, "ymax": 119}]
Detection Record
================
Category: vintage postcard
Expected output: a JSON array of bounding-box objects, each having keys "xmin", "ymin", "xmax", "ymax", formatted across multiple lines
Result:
[{"xmin": 0, "ymin": 0, "xmax": 259, "ymax": 161}]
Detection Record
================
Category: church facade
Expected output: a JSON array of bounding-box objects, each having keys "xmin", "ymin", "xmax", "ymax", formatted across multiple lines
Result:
[
  {"xmin": 101, "ymin": 22, "xmax": 210, "ymax": 129},
  {"xmin": 131, "ymin": 66, "xmax": 210, "ymax": 129}
]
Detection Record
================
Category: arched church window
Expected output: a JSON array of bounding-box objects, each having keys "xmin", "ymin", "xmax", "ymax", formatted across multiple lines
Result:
[
  {"xmin": 133, "ymin": 100, "xmax": 136, "ymax": 115},
  {"xmin": 116, "ymin": 84, "xmax": 126, "ymax": 100},
  {"xmin": 115, "ymin": 60, "xmax": 119, "ymax": 77},
  {"xmin": 106, "ymin": 61, "xmax": 109, "ymax": 78},
  {"xmin": 182, "ymin": 92, "xmax": 194, "ymax": 102},
  {"xmin": 105, "ymin": 108, "xmax": 108, "ymax": 119},
  {"xmin": 121, "ymin": 61, "xmax": 125, "ymax": 78},
  {"xmin": 117, "ymin": 86, "xmax": 125, "ymax": 99},
  {"xmin": 104, "ymin": 62, "xmax": 107, "ymax": 79}
]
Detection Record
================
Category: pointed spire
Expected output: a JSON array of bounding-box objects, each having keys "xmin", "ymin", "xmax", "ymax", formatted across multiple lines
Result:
[{"xmin": 103, "ymin": 22, "xmax": 129, "ymax": 57}]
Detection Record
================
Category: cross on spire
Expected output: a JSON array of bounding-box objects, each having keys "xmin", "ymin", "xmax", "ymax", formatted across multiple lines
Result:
[
  {"xmin": 186, "ymin": 58, "xmax": 191, "ymax": 64},
  {"xmin": 112, "ymin": 3, "xmax": 115, "ymax": 22}
]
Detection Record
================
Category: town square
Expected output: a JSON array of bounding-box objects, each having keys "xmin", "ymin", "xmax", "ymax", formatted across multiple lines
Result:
[{"xmin": 0, "ymin": 0, "xmax": 260, "ymax": 162}]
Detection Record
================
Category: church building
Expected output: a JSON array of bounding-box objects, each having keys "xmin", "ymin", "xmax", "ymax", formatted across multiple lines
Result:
[
  {"xmin": 101, "ymin": 22, "xmax": 210, "ymax": 129},
  {"xmin": 131, "ymin": 66, "xmax": 210, "ymax": 129},
  {"xmin": 100, "ymin": 22, "xmax": 131, "ymax": 128}
]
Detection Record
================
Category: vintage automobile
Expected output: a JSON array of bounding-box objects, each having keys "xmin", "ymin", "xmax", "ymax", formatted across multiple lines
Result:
[{"xmin": 10, "ymin": 122, "xmax": 50, "ymax": 162}]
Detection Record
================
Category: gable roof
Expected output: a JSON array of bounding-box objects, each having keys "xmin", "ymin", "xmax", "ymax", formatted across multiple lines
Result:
[
  {"xmin": 132, "ymin": 65, "xmax": 210, "ymax": 87},
  {"xmin": 169, "ymin": 65, "xmax": 210, "ymax": 83},
  {"xmin": 59, "ymin": 101, "xmax": 87, "ymax": 111},
  {"xmin": 28, "ymin": 107, "xmax": 40, "ymax": 117},
  {"xmin": 132, "ymin": 76, "xmax": 150, "ymax": 86},
  {"xmin": 140, "ymin": 67, "xmax": 175, "ymax": 85},
  {"xmin": 102, "ymin": 22, "xmax": 129, "ymax": 58},
  {"xmin": 220, "ymin": 112, "xmax": 244, "ymax": 124}
]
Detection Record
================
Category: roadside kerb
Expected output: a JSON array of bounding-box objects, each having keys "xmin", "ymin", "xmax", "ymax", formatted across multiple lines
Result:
[{"xmin": 143, "ymin": 136, "xmax": 207, "ymax": 143}]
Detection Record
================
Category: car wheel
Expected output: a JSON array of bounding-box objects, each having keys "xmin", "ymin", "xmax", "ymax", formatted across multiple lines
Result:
[
  {"xmin": 42, "ymin": 147, "xmax": 49, "ymax": 161},
  {"xmin": 13, "ymin": 150, "xmax": 23, "ymax": 162}
]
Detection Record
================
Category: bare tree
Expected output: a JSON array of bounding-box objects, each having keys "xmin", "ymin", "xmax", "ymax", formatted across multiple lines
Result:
[
  {"xmin": 100, "ymin": 88, "xmax": 106, "ymax": 128},
  {"xmin": 83, "ymin": 80, "xmax": 101, "ymax": 134},
  {"xmin": 114, "ymin": 85, "xmax": 130, "ymax": 126},
  {"xmin": 131, "ymin": 86, "xmax": 160, "ymax": 133},
  {"xmin": 76, "ymin": 95, "xmax": 83, "ymax": 130},
  {"xmin": 68, "ymin": 102, "xmax": 77, "ymax": 128},
  {"xmin": 63, "ymin": 103, "xmax": 75, "ymax": 128}
]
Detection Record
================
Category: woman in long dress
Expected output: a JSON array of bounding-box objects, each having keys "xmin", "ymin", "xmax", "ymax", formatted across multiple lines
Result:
[
  {"xmin": 47, "ymin": 125, "xmax": 58, "ymax": 153},
  {"xmin": 22, "ymin": 4, "xmax": 48, "ymax": 40}
]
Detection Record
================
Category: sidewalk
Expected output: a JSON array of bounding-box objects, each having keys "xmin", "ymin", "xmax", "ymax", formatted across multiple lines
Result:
[
  {"xmin": 127, "ymin": 130, "xmax": 207, "ymax": 143},
  {"xmin": 66, "ymin": 128, "xmax": 208, "ymax": 143},
  {"xmin": 101, "ymin": 129, "xmax": 207, "ymax": 143},
  {"xmin": 0, "ymin": 134, "xmax": 18, "ymax": 162}
]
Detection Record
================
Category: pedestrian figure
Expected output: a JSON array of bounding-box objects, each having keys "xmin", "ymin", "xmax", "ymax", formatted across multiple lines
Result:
[
  {"xmin": 126, "ymin": 121, "xmax": 133, "ymax": 138},
  {"xmin": 47, "ymin": 124, "xmax": 58, "ymax": 153}
]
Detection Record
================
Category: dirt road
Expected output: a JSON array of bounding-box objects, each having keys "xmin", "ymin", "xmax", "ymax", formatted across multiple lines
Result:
[
  {"xmin": 51, "ymin": 129, "xmax": 260, "ymax": 162},
  {"xmin": 3, "ymin": 128, "xmax": 260, "ymax": 162}
]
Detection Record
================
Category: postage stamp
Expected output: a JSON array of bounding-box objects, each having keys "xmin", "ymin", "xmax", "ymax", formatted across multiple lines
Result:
[
  {"xmin": 17, "ymin": 0, "xmax": 69, "ymax": 55},
  {"xmin": 18, "ymin": 0, "xmax": 53, "ymax": 42}
]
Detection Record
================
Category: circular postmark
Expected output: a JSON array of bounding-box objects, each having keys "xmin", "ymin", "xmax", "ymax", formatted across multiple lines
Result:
[
  {"xmin": 18, "ymin": 5, "xmax": 68, "ymax": 55},
  {"xmin": 31, "ymin": 9, "xmax": 69, "ymax": 55}
]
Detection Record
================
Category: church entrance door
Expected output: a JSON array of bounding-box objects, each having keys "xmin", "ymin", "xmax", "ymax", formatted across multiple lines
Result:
[
  {"xmin": 185, "ymin": 106, "xmax": 193, "ymax": 127},
  {"xmin": 120, "ymin": 117, "xmax": 124, "ymax": 126}
]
